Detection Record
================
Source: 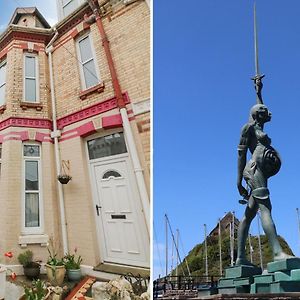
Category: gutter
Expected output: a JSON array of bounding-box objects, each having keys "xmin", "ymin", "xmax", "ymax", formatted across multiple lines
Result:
[
  {"xmin": 45, "ymin": 29, "xmax": 69, "ymax": 254},
  {"xmin": 86, "ymin": 0, "xmax": 150, "ymax": 236}
]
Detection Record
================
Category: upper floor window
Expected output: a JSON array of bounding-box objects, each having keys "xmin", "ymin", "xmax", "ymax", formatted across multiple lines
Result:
[
  {"xmin": 62, "ymin": 0, "xmax": 78, "ymax": 16},
  {"xmin": 77, "ymin": 34, "xmax": 100, "ymax": 90},
  {"xmin": 24, "ymin": 53, "xmax": 39, "ymax": 103},
  {"xmin": 0, "ymin": 61, "xmax": 7, "ymax": 106},
  {"xmin": 58, "ymin": 0, "xmax": 85, "ymax": 20}
]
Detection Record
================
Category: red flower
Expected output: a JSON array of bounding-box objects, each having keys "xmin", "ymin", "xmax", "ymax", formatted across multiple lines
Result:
[
  {"xmin": 4, "ymin": 252, "xmax": 13, "ymax": 258},
  {"xmin": 10, "ymin": 272, "xmax": 16, "ymax": 280}
]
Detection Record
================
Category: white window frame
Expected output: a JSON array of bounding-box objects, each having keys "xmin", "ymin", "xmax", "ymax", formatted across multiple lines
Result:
[
  {"xmin": 22, "ymin": 143, "xmax": 44, "ymax": 235},
  {"xmin": 0, "ymin": 60, "xmax": 7, "ymax": 106},
  {"xmin": 23, "ymin": 53, "xmax": 39, "ymax": 103},
  {"xmin": 76, "ymin": 32, "xmax": 101, "ymax": 90}
]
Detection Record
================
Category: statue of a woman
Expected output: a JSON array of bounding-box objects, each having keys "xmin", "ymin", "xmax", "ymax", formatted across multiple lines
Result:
[{"xmin": 236, "ymin": 103, "xmax": 292, "ymax": 266}]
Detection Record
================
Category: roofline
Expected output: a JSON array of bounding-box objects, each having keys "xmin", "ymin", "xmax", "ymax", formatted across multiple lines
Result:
[{"xmin": 8, "ymin": 7, "xmax": 51, "ymax": 29}]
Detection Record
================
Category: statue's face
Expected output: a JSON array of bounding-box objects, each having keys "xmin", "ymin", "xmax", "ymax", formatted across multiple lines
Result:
[
  {"xmin": 251, "ymin": 104, "xmax": 271, "ymax": 123},
  {"xmin": 257, "ymin": 105, "xmax": 271, "ymax": 123}
]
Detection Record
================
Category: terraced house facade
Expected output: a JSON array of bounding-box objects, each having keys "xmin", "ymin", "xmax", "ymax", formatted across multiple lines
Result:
[{"xmin": 0, "ymin": 0, "xmax": 150, "ymax": 278}]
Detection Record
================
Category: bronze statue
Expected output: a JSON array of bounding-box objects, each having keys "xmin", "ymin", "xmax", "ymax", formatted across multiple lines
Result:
[
  {"xmin": 236, "ymin": 103, "xmax": 292, "ymax": 265},
  {"xmin": 236, "ymin": 3, "xmax": 293, "ymax": 266}
]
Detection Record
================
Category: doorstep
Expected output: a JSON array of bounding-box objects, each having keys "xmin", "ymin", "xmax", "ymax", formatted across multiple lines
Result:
[{"xmin": 93, "ymin": 262, "xmax": 150, "ymax": 279}]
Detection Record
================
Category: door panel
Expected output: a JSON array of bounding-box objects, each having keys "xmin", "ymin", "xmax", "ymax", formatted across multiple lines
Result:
[{"xmin": 92, "ymin": 158, "xmax": 149, "ymax": 267}]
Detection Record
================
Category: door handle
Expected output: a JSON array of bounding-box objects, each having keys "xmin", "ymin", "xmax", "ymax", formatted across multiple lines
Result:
[{"xmin": 96, "ymin": 205, "xmax": 101, "ymax": 216}]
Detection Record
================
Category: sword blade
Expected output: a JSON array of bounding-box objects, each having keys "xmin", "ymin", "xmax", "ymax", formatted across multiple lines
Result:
[{"xmin": 254, "ymin": 2, "xmax": 260, "ymax": 76}]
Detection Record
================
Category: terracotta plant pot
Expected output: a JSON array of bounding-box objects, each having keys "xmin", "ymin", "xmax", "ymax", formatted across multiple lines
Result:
[
  {"xmin": 67, "ymin": 269, "xmax": 82, "ymax": 281},
  {"xmin": 45, "ymin": 264, "xmax": 66, "ymax": 286},
  {"xmin": 24, "ymin": 262, "xmax": 41, "ymax": 280}
]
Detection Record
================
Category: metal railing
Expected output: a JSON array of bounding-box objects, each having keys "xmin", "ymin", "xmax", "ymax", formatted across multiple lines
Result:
[{"xmin": 153, "ymin": 275, "xmax": 219, "ymax": 299}]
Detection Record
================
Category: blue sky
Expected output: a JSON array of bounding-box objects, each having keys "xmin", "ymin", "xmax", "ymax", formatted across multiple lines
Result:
[
  {"xmin": 0, "ymin": 0, "xmax": 57, "ymax": 32},
  {"xmin": 154, "ymin": 0, "xmax": 300, "ymax": 279}
]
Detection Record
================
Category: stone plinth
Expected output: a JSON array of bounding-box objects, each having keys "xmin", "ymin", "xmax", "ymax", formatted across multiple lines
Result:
[
  {"xmin": 225, "ymin": 265, "xmax": 261, "ymax": 279},
  {"xmin": 267, "ymin": 258, "xmax": 300, "ymax": 273},
  {"xmin": 193, "ymin": 293, "xmax": 300, "ymax": 299},
  {"xmin": 217, "ymin": 265, "xmax": 262, "ymax": 295}
]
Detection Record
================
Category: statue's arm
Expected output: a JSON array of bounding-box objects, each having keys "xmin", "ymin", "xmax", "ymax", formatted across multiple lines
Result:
[{"xmin": 237, "ymin": 124, "xmax": 250, "ymax": 197}]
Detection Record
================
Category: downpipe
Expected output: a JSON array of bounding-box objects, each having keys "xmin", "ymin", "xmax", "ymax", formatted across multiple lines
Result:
[{"xmin": 46, "ymin": 30, "xmax": 69, "ymax": 254}]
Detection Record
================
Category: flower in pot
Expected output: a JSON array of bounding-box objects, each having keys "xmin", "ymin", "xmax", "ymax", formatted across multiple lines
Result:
[
  {"xmin": 20, "ymin": 279, "xmax": 50, "ymax": 300},
  {"xmin": 18, "ymin": 250, "xmax": 41, "ymax": 280},
  {"xmin": 45, "ymin": 239, "xmax": 66, "ymax": 286},
  {"xmin": 63, "ymin": 248, "xmax": 82, "ymax": 281}
]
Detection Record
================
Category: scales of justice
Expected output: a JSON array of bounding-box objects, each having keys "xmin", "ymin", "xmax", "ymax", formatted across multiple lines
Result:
[{"xmin": 217, "ymin": 4, "xmax": 300, "ymax": 295}]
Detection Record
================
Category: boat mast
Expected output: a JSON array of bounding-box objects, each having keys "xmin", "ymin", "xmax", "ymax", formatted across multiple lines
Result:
[{"xmin": 165, "ymin": 214, "xmax": 168, "ymax": 277}]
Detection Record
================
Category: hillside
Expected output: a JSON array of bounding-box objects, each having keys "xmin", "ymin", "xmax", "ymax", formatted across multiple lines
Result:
[{"xmin": 173, "ymin": 233, "xmax": 294, "ymax": 277}]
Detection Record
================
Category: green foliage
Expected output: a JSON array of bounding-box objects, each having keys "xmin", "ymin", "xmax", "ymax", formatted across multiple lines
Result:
[
  {"xmin": 173, "ymin": 232, "xmax": 294, "ymax": 277},
  {"xmin": 63, "ymin": 252, "xmax": 82, "ymax": 270},
  {"xmin": 47, "ymin": 238, "xmax": 64, "ymax": 266},
  {"xmin": 24, "ymin": 279, "xmax": 47, "ymax": 300},
  {"xmin": 18, "ymin": 250, "xmax": 33, "ymax": 267}
]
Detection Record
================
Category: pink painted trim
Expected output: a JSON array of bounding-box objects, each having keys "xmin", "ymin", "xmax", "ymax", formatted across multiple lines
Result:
[
  {"xmin": 35, "ymin": 132, "xmax": 52, "ymax": 143},
  {"xmin": 0, "ymin": 131, "xmax": 32, "ymax": 143},
  {"xmin": 77, "ymin": 121, "xmax": 96, "ymax": 138},
  {"xmin": 20, "ymin": 131, "xmax": 29, "ymax": 141},
  {"xmin": 0, "ymin": 117, "xmax": 52, "ymax": 131},
  {"xmin": 102, "ymin": 114, "xmax": 122, "ymax": 129},
  {"xmin": 57, "ymin": 92, "xmax": 130, "ymax": 130}
]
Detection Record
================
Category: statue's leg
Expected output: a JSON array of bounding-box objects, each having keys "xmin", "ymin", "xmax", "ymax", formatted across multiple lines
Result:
[
  {"xmin": 258, "ymin": 200, "xmax": 293, "ymax": 260},
  {"xmin": 236, "ymin": 196, "xmax": 258, "ymax": 265}
]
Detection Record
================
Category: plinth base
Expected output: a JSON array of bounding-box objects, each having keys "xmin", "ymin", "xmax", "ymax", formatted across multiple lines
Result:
[
  {"xmin": 193, "ymin": 292, "xmax": 300, "ymax": 299},
  {"xmin": 225, "ymin": 265, "xmax": 262, "ymax": 279},
  {"xmin": 267, "ymin": 258, "xmax": 300, "ymax": 273}
]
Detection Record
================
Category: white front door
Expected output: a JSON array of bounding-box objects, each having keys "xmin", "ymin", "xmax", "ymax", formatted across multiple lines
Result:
[{"xmin": 88, "ymin": 133, "xmax": 149, "ymax": 268}]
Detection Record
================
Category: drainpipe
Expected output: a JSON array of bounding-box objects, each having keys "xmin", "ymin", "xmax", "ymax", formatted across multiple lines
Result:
[
  {"xmin": 46, "ymin": 29, "xmax": 69, "ymax": 254},
  {"xmin": 86, "ymin": 0, "xmax": 150, "ymax": 235}
]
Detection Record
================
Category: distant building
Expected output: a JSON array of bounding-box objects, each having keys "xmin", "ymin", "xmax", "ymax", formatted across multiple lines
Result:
[
  {"xmin": 0, "ymin": 0, "xmax": 150, "ymax": 278},
  {"xmin": 209, "ymin": 212, "xmax": 239, "ymax": 237}
]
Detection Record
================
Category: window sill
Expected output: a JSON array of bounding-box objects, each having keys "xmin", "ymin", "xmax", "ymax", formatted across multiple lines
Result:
[
  {"xmin": 20, "ymin": 102, "xmax": 43, "ymax": 111},
  {"xmin": 79, "ymin": 82, "xmax": 105, "ymax": 100},
  {"xmin": 0, "ymin": 104, "xmax": 6, "ymax": 114},
  {"xmin": 18, "ymin": 234, "xmax": 49, "ymax": 248}
]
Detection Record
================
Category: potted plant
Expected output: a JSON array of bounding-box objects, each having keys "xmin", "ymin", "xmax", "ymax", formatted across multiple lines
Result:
[
  {"xmin": 45, "ymin": 239, "xmax": 66, "ymax": 286},
  {"xmin": 20, "ymin": 279, "xmax": 50, "ymax": 300},
  {"xmin": 57, "ymin": 160, "xmax": 72, "ymax": 184},
  {"xmin": 18, "ymin": 250, "xmax": 40, "ymax": 280},
  {"xmin": 63, "ymin": 248, "xmax": 82, "ymax": 281},
  {"xmin": 57, "ymin": 174, "xmax": 72, "ymax": 184}
]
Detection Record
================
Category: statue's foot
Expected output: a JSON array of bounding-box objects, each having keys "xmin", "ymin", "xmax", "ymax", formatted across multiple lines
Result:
[
  {"xmin": 274, "ymin": 252, "xmax": 294, "ymax": 261},
  {"xmin": 235, "ymin": 258, "xmax": 257, "ymax": 267}
]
